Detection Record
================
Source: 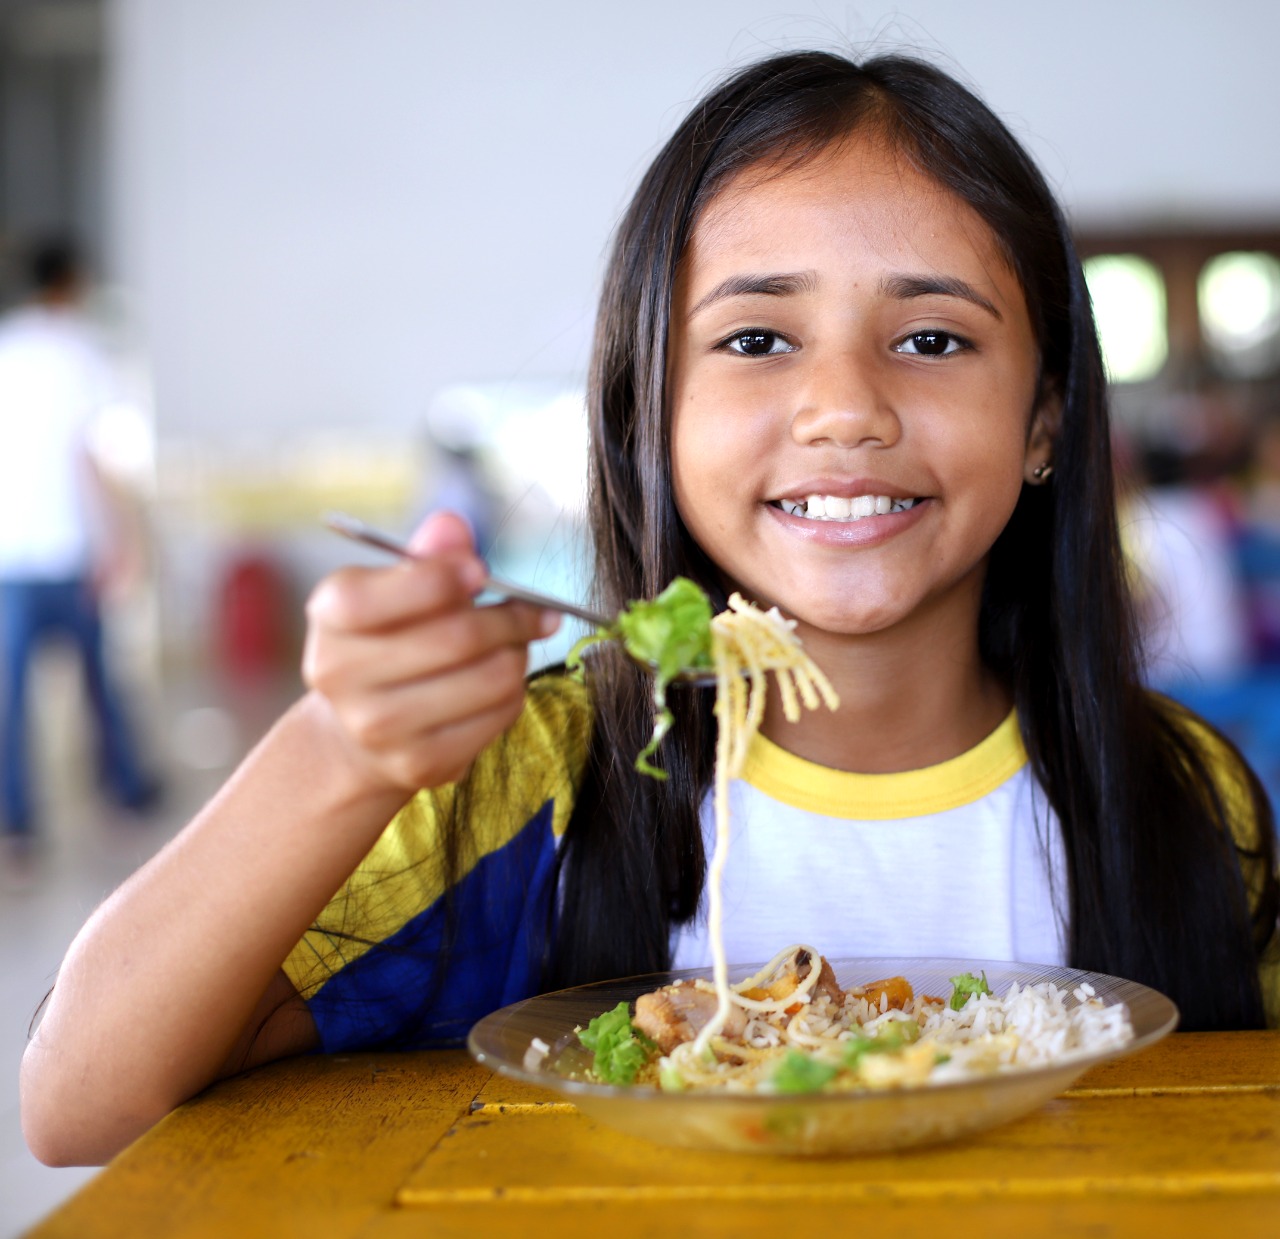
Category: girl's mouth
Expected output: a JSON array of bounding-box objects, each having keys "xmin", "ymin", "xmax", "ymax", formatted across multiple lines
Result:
[{"xmin": 770, "ymin": 494, "xmax": 921, "ymax": 523}]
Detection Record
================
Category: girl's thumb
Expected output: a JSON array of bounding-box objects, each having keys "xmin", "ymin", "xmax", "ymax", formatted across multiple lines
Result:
[{"xmin": 407, "ymin": 509, "xmax": 477, "ymax": 557}]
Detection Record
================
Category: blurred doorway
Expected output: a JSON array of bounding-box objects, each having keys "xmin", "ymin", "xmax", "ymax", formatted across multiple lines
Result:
[{"xmin": 0, "ymin": 0, "xmax": 106, "ymax": 305}]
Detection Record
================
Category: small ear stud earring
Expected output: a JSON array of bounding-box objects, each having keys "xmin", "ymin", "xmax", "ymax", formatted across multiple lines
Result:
[{"xmin": 1032, "ymin": 461, "xmax": 1054, "ymax": 482}]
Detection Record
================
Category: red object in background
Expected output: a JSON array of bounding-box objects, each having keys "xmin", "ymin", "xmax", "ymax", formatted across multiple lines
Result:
[{"xmin": 215, "ymin": 551, "xmax": 292, "ymax": 680}]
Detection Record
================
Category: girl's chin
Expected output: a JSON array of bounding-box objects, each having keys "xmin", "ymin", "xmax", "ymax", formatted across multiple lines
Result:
[{"xmin": 766, "ymin": 596, "xmax": 914, "ymax": 639}]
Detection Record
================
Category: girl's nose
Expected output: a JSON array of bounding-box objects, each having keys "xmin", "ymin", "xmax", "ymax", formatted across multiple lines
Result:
[{"xmin": 790, "ymin": 351, "xmax": 900, "ymax": 449}]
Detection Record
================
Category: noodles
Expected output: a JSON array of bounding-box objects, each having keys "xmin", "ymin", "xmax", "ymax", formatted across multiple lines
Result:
[{"xmin": 691, "ymin": 594, "xmax": 838, "ymax": 1059}]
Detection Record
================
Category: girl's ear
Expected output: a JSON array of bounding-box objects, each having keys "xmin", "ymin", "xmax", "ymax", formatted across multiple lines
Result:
[{"xmin": 1023, "ymin": 388, "xmax": 1062, "ymax": 485}]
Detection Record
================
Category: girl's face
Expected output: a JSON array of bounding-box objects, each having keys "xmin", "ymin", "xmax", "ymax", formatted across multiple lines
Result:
[{"xmin": 668, "ymin": 132, "xmax": 1055, "ymax": 644}]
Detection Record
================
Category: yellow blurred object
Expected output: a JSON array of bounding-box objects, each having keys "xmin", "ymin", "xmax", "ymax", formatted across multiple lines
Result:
[{"xmin": 159, "ymin": 438, "xmax": 419, "ymax": 534}]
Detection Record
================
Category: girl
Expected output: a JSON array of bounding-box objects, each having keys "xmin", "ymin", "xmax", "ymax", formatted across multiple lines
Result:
[{"xmin": 22, "ymin": 50, "xmax": 1279, "ymax": 1167}]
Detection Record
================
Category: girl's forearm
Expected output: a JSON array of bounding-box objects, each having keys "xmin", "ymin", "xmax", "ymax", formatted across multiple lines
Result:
[{"xmin": 19, "ymin": 691, "xmax": 408, "ymax": 1166}]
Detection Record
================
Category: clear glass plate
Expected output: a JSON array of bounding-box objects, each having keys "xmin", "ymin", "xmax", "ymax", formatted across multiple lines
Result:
[{"xmin": 467, "ymin": 957, "xmax": 1179, "ymax": 1155}]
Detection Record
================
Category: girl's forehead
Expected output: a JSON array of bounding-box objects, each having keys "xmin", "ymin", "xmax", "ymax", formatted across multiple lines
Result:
[{"xmin": 688, "ymin": 135, "xmax": 1018, "ymax": 294}]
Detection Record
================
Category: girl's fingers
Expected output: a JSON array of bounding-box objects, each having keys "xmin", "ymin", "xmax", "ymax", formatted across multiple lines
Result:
[
  {"xmin": 379, "ymin": 695, "xmax": 538, "ymax": 790},
  {"xmin": 306, "ymin": 552, "xmax": 486, "ymax": 634},
  {"xmin": 308, "ymin": 599, "xmax": 556, "ymax": 697},
  {"xmin": 330, "ymin": 644, "xmax": 535, "ymax": 788}
]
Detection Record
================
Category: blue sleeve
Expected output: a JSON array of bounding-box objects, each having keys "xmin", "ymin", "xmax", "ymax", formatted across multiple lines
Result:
[{"xmin": 306, "ymin": 798, "xmax": 560, "ymax": 1050}]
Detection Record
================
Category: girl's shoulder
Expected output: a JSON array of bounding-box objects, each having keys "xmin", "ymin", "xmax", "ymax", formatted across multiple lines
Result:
[
  {"xmin": 428, "ymin": 667, "xmax": 594, "ymax": 842},
  {"xmin": 516, "ymin": 667, "xmax": 595, "ymax": 748}
]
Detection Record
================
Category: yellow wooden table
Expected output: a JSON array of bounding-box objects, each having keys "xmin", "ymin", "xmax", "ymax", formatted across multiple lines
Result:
[{"xmin": 25, "ymin": 1031, "xmax": 1280, "ymax": 1239}]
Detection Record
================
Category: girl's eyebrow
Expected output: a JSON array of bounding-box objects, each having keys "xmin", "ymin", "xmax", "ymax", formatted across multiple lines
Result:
[
  {"xmin": 880, "ymin": 273, "xmax": 1002, "ymax": 320},
  {"xmin": 688, "ymin": 270, "xmax": 819, "ymax": 317},
  {"xmin": 688, "ymin": 270, "xmax": 1003, "ymax": 321}
]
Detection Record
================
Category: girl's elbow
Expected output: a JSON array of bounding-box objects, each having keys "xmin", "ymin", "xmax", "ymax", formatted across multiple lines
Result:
[
  {"xmin": 21, "ymin": 1090, "xmax": 100, "ymax": 1168},
  {"xmin": 20, "ymin": 1046, "xmax": 159, "ymax": 1167},
  {"xmin": 23, "ymin": 1114, "xmax": 90, "ymax": 1169},
  {"xmin": 22, "ymin": 1091, "xmax": 155, "ymax": 1168}
]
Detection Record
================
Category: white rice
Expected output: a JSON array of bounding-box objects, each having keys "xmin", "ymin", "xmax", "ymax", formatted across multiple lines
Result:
[{"xmin": 908, "ymin": 981, "xmax": 1134, "ymax": 1081}]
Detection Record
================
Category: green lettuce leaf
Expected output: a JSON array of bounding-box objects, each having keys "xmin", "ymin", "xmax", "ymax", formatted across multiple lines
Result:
[
  {"xmin": 618, "ymin": 578, "xmax": 712, "ymax": 778},
  {"xmin": 578, "ymin": 1001, "xmax": 657, "ymax": 1085},
  {"xmin": 571, "ymin": 577, "xmax": 714, "ymax": 780},
  {"xmin": 614, "ymin": 577, "xmax": 714, "ymax": 681},
  {"xmin": 948, "ymin": 971, "xmax": 992, "ymax": 1011}
]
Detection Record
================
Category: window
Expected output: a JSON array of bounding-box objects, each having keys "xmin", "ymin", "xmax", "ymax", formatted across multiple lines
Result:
[
  {"xmin": 1083, "ymin": 254, "xmax": 1168, "ymax": 384},
  {"xmin": 1198, "ymin": 251, "xmax": 1280, "ymax": 379}
]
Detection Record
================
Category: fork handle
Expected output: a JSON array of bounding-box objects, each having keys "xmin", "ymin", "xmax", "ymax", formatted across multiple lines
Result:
[
  {"xmin": 323, "ymin": 512, "xmax": 611, "ymax": 628},
  {"xmin": 481, "ymin": 574, "xmax": 612, "ymax": 628}
]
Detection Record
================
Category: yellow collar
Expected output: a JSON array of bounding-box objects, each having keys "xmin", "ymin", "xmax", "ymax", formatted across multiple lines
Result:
[{"xmin": 740, "ymin": 710, "xmax": 1026, "ymax": 820}]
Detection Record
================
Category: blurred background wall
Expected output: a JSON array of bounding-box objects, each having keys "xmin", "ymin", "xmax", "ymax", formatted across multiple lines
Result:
[{"xmin": 1, "ymin": 0, "xmax": 1279, "ymax": 789}]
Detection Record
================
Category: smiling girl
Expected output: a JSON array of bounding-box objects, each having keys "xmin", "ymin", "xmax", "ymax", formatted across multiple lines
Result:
[{"xmin": 22, "ymin": 50, "xmax": 1279, "ymax": 1167}]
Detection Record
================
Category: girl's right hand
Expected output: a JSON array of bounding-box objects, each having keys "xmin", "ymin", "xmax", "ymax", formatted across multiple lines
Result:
[{"xmin": 301, "ymin": 509, "xmax": 560, "ymax": 795}]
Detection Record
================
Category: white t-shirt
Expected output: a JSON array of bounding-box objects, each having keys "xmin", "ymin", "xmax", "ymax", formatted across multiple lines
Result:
[
  {"xmin": 671, "ymin": 710, "xmax": 1068, "ymax": 971},
  {"xmin": 0, "ymin": 305, "xmax": 112, "ymax": 578}
]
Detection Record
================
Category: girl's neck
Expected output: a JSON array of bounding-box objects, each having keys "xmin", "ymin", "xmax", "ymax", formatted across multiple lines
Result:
[{"xmin": 759, "ymin": 606, "xmax": 1011, "ymax": 775}]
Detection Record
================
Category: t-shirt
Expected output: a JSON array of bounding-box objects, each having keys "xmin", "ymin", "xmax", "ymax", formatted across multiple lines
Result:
[
  {"xmin": 282, "ymin": 674, "xmax": 1280, "ymax": 1048},
  {"xmin": 671, "ymin": 713, "xmax": 1067, "ymax": 971},
  {"xmin": 0, "ymin": 306, "xmax": 113, "ymax": 578}
]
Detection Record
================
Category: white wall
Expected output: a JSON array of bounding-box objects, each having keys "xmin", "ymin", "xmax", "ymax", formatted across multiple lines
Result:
[{"xmin": 104, "ymin": 0, "xmax": 1280, "ymax": 444}]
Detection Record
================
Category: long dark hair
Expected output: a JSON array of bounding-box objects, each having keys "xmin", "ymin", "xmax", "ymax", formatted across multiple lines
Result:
[{"xmin": 547, "ymin": 50, "xmax": 1278, "ymax": 1029}]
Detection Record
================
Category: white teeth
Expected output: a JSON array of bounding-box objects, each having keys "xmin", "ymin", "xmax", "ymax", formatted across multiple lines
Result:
[{"xmin": 780, "ymin": 494, "xmax": 918, "ymax": 522}]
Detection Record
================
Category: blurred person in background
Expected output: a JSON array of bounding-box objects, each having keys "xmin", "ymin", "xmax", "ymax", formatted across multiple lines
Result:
[
  {"xmin": 1121, "ymin": 386, "xmax": 1253, "ymax": 691},
  {"xmin": 1120, "ymin": 388, "xmax": 1280, "ymax": 819},
  {"xmin": 0, "ymin": 236, "xmax": 159, "ymax": 876}
]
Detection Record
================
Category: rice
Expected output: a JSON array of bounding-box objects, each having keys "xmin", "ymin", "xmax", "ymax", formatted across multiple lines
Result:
[{"xmin": 918, "ymin": 981, "xmax": 1134, "ymax": 1083}]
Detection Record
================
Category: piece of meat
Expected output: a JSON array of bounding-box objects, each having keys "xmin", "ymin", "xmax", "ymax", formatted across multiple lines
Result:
[
  {"xmin": 741, "ymin": 948, "xmax": 845, "ymax": 1007},
  {"xmin": 812, "ymin": 955, "xmax": 844, "ymax": 1004},
  {"xmin": 633, "ymin": 984, "xmax": 748, "ymax": 1054}
]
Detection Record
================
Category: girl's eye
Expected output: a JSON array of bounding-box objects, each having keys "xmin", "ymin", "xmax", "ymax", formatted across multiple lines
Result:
[
  {"xmin": 721, "ymin": 330, "xmax": 796, "ymax": 357},
  {"xmin": 894, "ymin": 330, "xmax": 967, "ymax": 357}
]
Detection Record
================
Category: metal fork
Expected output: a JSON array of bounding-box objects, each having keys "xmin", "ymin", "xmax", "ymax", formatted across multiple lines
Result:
[
  {"xmin": 323, "ymin": 512, "xmax": 613, "ymax": 626},
  {"xmin": 323, "ymin": 512, "xmax": 717, "ymax": 684}
]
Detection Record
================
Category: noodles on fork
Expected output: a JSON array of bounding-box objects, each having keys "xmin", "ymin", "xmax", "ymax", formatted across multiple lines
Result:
[{"xmin": 689, "ymin": 594, "xmax": 839, "ymax": 1061}]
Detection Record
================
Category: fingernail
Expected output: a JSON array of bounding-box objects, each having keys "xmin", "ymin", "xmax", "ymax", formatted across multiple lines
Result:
[{"xmin": 540, "ymin": 610, "xmax": 561, "ymax": 637}]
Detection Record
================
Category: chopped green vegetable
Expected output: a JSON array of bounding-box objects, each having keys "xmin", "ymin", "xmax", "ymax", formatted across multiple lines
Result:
[
  {"xmin": 948, "ymin": 971, "xmax": 992, "ymax": 1010},
  {"xmin": 567, "ymin": 577, "xmax": 714, "ymax": 780},
  {"xmin": 577, "ymin": 1001, "xmax": 657, "ymax": 1085},
  {"xmin": 770, "ymin": 1049, "xmax": 840, "ymax": 1094},
  {"xmin": 841, "ymin": 1019, "xmax": 917, "ymax": 1067}
]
